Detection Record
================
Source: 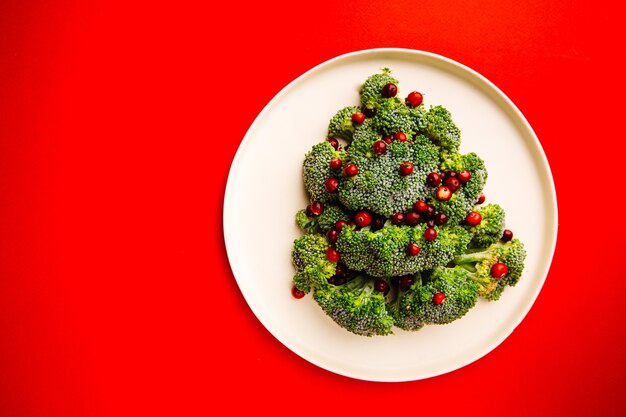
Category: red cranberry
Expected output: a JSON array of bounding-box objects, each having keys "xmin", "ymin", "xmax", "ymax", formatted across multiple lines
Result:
[
  {"xmin": 406, "ymin": 91, "xmax": 423, "ymax": 107},
  {"xmin": 343, "ymin": 163, "xmax": 358, "ymax": 177},
  {"xmin": 441, "ymin": 170, "xmax": 457, "ymax": 181},
  {"xmin": 292, "ymin": 286, "xmax": 305, "ymax": 299},
  {"xmin": 427, "ymin": 172, "xmax": 441, "ymax": 187},
  {"xmin": 399, "ymin": 275, "xmax": 415, "ymax": 290},
  {"xmin": 391, "ymin": 212, "xmax": 405, "ymax": 225},
  {"xmin": 424, "ymin": 227, "xmax": 437, "ymax": 241},
  {"xmin": 436, "ymin": 186, "xmax": 452, "ymax": 201},
  {"xmin": 424, "ymin": 204, "xmax": 435, "ymax": 218},
  {"xmin": 307, "ymin": 201, "xmax": 324, "ymax": 216},
  {"xmin": 434, "ymin": 212, "xmax": 449, "ymax": 226},
  {"xmin": 406, "ymin": 243, "xmax": 421, "ymax": 256},
  {"xmin": 502, "ymin": 229, "xmax": 513, "ymax": 242},
  {"xmin": 382, "ymin": 83, "xmax": 398, "ymax": 98},
  {"xmin": 354, "ymin": 210, "xmax": 372, "ymax": 227},
  {"xmin": 335, "ymin": 219, "xmax": 348, "ymax": 231},
  {"xmin": 466, "ymin": 211, "xmax": 482, "ymax": 226},
  {"xmin": 476, "ymin": 193, "xmax": 486, "ymax": 204},
  {"xmin": 426, "ymin": 219, "xmax": 435, "ymax": 227},
  {"xmin": 458, "ymin": 170, "xmax": 471, "ymax": 183},
  {"xmin": 326, "ymin": 228, "xmax": 339, "ymax": 243},
  {"xmin": 327, "ymin": 137, "xmax": 339, "ymax": 150},
  {"xmin": 371, "ymin": 215, "xmax": 386, "ymax": 231},
  {"xmin": 491, "ymin": 262, "xmax": 508, "ymax": 279},
  {"xmin": 351, "ymin": 112, "xmax": 365, "ymax": 124},
  {"xmin": 383, "ymin": 135, "xmax": 393, "ymax": 144},
  {"xmin": 329, "ymin": 158, "xmax": 342, "ymax": 170},
  {"xmin": 324, "ymin": 178, "xmax": 339, "ymax": 193},
  {"xmin": 414, "ymin": 200, "xmax": 429, "ymax": 213},
  {"xmin": 372, "ymin": 140, "xmax": 387, "ymax": 155},
  {"xmin": 444, "ymin": 177, "xmax": 461, "ymax": 192},
  {"xmin": 394, "ymin": 132, "xmax": 407, "ymax": 142},
  {"xmin": 374, "ymin": 279, "xmax": 390, "ymax": 295},
  {"xmin": 400, "ymin": 161, "xmax": 414, "ymax": 176},
  {"xmin": 325, "ymin": 247, "xmax": 340, "ymax": 262},
  {"xmin": 433, "ymin": 292, "xmax": 445, "ymax": 305},
  {"xmin": 405, "ymin": 211, "xmax": 421, "ymax": 226}
]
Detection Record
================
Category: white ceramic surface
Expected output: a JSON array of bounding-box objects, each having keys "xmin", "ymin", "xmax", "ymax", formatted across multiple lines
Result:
[{"xmin": 223, "ymin": 49, "xmax": 558, "ymax": 382}]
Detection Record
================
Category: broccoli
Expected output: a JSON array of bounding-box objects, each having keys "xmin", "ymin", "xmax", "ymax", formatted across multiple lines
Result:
[
  {"xmin": 338, "ymin": 138, "xmax": 440, "ymax": 217},
  {"xmin": 295, "ymin": 204, "xmax": 351, "ymax": 234},
  {"xmin": 440, "ymin": 152, "xmax": 488, "ymax": 202},
  {"xmin": 454, "ymin": 239, "xmax": 527, "ymax": 300},
  {"xmin": 465, "ymin": 203, "xmax": 506, "ymax": 248},
  {"xmin": 423, "ymin": 105, "xmax": 461, "ymax": 154},
  {"xmin": 430, "ymin": 191, "xmax": 474, "ymax": 225},
  {"xmin": 327, "ymin": 106, "xmax": 361, "ymax": 142},
  {"xmin": 336, "ymin": 224, "xmax": 470, "ymax": 277},
  {"xmin": 372, "ymin": 98, "xmax": 424, "ymax": 140},
  {"xmin": 313, "ymin": 274, "xmax": 394, "ymax": 336},
  {"xmin": 291, "ymin": 234, "xmax": 336, "ymax": 293},
  {"xmin": 349, "ymin": 118, "xmax": 382, "ymax": 158},
  {"xmin": 387, "ymin": 273, "xmax": 425, "ymax": 331},
  {"xmin": 360, "ymin": 68, "xmax": 399, "ymax": 114},
  {"xmin": 303, "ymin": 141, "xmax": 345, "ymax": 203}
]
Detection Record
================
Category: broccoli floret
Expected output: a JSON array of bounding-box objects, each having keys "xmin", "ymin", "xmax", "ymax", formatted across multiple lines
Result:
[
  {"xmin": 360, "ymin": 68, "xmax": 399, "ymax": 114},
  {"xmin": 295, "ymin": 204, "xmax": 351, "ymax": 234},
  {"xmin": 291, "ymin": 234, "xmax": 335, "ymax": 293},
  {"xmin": 349, "ymin": 118, "xmax": 382, "ymax": 157},
  {"xmin": 430, "ymin": 191, "xmax": 474, "ymax": 225},
  {"xmin": 466, "ymin": 204, "xmax": 506, "ymax": 248},
  {"xmin": 454, "ymin": 239, "xmax": 527, "ymax": 300},
  {"xmin": 336, "ymin": 224, "xmax": 470, "ymax": 277},
  {"xmin": 440, "ymin": 152, "xmax": 488, "ymax": 202},
  {"xmin": 303, "ymin": 141, "xmax": 345, "ymax": 203},
  {"xmin": 387, "ymin": 273, "xmax": 425, "ymax": 331},
  {"xmin": 399, "ymin": 266, "xmax": 478, "ymax": 325},
  {"xmin": 328, "ymin": 106, "xmax": 361, "ymax": 142},
  {"xmin": 372, "ymin": 98, "xmax": 423, "ymax": 139},
  {"xmin": 423, "ymin": 105, "xmax": 461, "ymax": 154},
  {"xmin": 338, "ymin": 138, "xmax": 440, "ymax": 216},
  {"xmin": 313, "ymin": 274, "xmax": 394, "ymax": 336}
]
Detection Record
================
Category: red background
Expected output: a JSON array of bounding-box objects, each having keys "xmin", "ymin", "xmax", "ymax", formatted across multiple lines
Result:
[{"xmin": 1, "ymin": 1, "xmax": 625, "ymax": 416}]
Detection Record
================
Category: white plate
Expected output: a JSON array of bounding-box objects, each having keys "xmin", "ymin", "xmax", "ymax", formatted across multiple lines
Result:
[{"xmin": 223, "ymin": 49, "xmax": 558, "ymax": 382}]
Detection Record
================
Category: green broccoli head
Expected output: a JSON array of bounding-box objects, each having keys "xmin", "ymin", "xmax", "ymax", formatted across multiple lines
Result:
[
  {"xmin": 291, "ymin": 234, "xmax": 335, "ymax": 293},
  {"xmin": 295, "ymin": 204, "xmax": 351, "ymax": 234},
  {"xmin": 359, "ymin": 68, "xmax": 399, "ymax": 114},
  {"xmin": 336, "ymin": 224, "xmax": 470, "ymax": 277},
  {"xmin": 423, "ymin": 105, "xmax": 461, "ymax": 154},
  {"xmin": 466, "ymin": 203, "xmax": 506, "ymax": 248},
  {"xmin": 338, "ymin": 137, "xmax": 440, "ymax": 217},
  {"xmin": 454, "ymin": 239, "xmax": 527, "ymax": 300},
  {"xmin": 302, "ymin": 141, "xmax": 345, "ymax": 203},
  {"xmin": 372, "ymin": 98, "xmax": 424, "ymax": 140},
  {"xmin": 440, "ymin": 152, "xmax": 488, "ymax": 202},
  {"xmin": 328, "ymin": 105, "xmax": 361, "ymax": 142},
  {"xmin": 313, "ymin": 274, "xmax": 394, "ymax": 336},
  {"xmin": 430, "ymin": 191, "xmax": 474, "ymax": 225}
]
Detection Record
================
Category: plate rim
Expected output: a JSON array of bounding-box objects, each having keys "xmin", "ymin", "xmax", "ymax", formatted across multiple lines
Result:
[{"xmin": 223, "ymin": 47, "xmax": 559, "ymax": 382}]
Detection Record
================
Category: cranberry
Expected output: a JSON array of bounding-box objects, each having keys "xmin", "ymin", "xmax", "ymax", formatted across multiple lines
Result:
[
  {"xmin": 476, "ymin": 193, "xmax": 486, "ymax": 204},
  {"xmin": 434, "ymin": 212, "xmax": 449, "ymax": 226},
  {"xmin": 307, "ymin": 201, "xmax": 324, "ymax": 216},
  {"xmin": 383, "ymin": 135, "xmax": 393, "ymax": 144},
  {"xmin": 343, "ymin": 163, "xmax": 358, "ymax": 177},
  {"xmin": 405, "ymin": 211, "xmax": 421, "ymax": 226},
  {"xmin": 406, "ymin": 243, "xmax": 421, "ymax": 256},
  {"xmin": 436, "ymin": 186, "xmax": 452, "ymax": 201},
  {"xmin": 371, "ymin": 215, "xmax": 386, "ymax": 231},
  {"xmin": 327, "ymin": 276, "xmax": 337, "ymax": 285},
  {"xmin": 491, "ymin": 262, "xmax": 508, "ymax": 279},
  {"xmin": 292, "ymin": 286, "xmax": 306, "ymax": 299},
  {"xmin": 424, "ymin": 204, "xmax": 435, "ymax": 218},
  {"xmin": 466, "ymin": 211, "xmax": 482, "ymax": 226},
  {"xmin": 327, "ymin": 137, "xmax": 339, "ymax": 150},
  {"xmin": 458, "ymin": 170, "xmax": 471, "ymax": 183},
  {"xmin": 414, "ymin": 200, "xmax": 429, "ymax": 213},
  {"xmin": 399, "ymin": 275, "xmax": 415, "ymax": 290},
  {"xmin": 325, "ymin": 247, "xmax": 340, "ymax": 262},
  {"xmin": 329, "ymin": 158, "xmax": 342, "ymax": 170},
  {"xmin": 391, "ymin": 212, "xmax": 405, "ymax": 225},
  {"xmin": 354, "ymin": 210, "xmax": 372, "ymax": 227},
  {"xmin": 426, "ymin": 219, "xmax": 435, "ymax": 227},
  {"xmin": 324, "ymin": 178, "xmax": 339, "ymax": 193},
  {"xmin": 372, "ymin": 140, "xmax": 387, "ymax": 155},
  {"xmin": 351, "ymin": 112, "xmax": 365, "ymax": 124},
  {"xmin": 441, "ymin": 170, "xmax": 457, "ymax": 181},
  {"xmin": 406, "ymin": 91, "xmax": 424, "ymax": 107},
  {"xmin": 427, "ymin": 172, "xmax": 441, "ymax": 187},
  {"xmin": 382, "ymin": 83, "xmax": 398, "ymax": 98},
  {"xmin": 363, "ymin": 107, "xmax": 377, "ymax": 117},
  {"xmin": 335, "ymin": 264, "xmax": 347, "ymax": 277},
  {"xmin": 502, "ymin": 229, "xmax": 513, "ymax": 242},
  {"xmin": 424, "ymin": 227, "xmax": 437, "ymax": 241},
  {"xmin": 433, "ymin": 292, "xmax": 445, "ymax": 305},
  {"xmin": 335, "ymin": 219, "xmax": 348, "ymax": 231},
  {"xmin": 327, "ymin": 228, "xmax": 339, "ymax": 243},
  {"xmin": 374, "ymin": 279, "xmax": 390, "ymax": 295},
  {"xmin": 400, "ymin": 161, "xmax": 414, "ymax": 176},
  {"xmin": 444, "ymin": 177, "xmax": 461, "ymax": 192},
  {"xmin": 394, "ymin": 131, "xmax": 407, "ymax": 142}
]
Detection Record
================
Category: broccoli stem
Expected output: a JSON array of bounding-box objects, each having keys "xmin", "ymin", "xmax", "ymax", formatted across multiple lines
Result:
[{"xmin": 454, "ymin": 251, "xmax": 492, "ymax": 264}]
